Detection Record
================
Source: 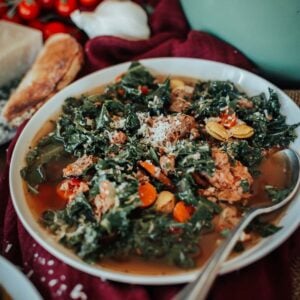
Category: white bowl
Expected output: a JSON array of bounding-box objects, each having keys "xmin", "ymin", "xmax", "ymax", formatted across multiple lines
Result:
[
  {"xmin": 10, "ymin": 58, "xmax": 300, "ymax": 285},
  {"xmin": 0, "ymin": 256, "xmax": 42, "ymax": 300}
]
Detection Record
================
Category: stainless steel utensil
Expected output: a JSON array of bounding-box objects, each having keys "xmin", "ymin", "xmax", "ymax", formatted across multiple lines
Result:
[{"xmin": 174, "ymin": 149, "xmax": 300, "ymax": 300}]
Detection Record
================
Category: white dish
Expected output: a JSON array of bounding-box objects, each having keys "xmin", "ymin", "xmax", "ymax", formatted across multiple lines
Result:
[
  {"xmin": 10, "ymin": 58, "xmax": 300, "ymax": 285},
  {"xmin": 0, "ymin": 255, "xmax": 42, "ymax": 300}
]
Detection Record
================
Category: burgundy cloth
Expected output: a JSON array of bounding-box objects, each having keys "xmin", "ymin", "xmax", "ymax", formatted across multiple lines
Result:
[
  {"xmin": 0, "ymin": 0, "xmax": 299, "ymax": 299},
  {"xmin": 83, "ymin": 0, "xmax": 254, "ymax": 74}
]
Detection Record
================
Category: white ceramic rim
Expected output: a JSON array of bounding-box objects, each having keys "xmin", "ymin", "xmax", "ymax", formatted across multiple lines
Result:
[
  {"xmin": 10, "ymin": 58, "xmax": 300, "ymax": 285},
  {"xmin": 0, "ymin": 255, "xmax": 42, "ymax": 300}
]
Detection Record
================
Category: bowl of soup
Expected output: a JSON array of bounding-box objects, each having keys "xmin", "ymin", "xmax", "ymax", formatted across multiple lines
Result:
[{"xmin": 10, "ymin": 58, "xmax": 300, "ymax": 284}]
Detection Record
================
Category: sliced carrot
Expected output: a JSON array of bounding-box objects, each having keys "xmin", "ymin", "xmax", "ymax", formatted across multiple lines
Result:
[
  {"xmin": 173, "ymin": 201, "xmax": 193, "ymax": 223},
  {"xmin": 139, "ymin": 161, "xmax": 173, "ymax": 187},
  {"xmin": 138, "ymin": 182, "xmax": 158, "ymax": 207}
]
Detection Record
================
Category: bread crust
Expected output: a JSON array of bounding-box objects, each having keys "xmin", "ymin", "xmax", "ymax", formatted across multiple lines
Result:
[{"xmin": 2, "ymin": 33, "xmax": 84, "ymax": 126}]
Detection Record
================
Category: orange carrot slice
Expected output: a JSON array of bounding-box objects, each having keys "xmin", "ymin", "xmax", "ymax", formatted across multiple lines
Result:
[
  {"xmin": 173, "ymin": 201, "xmax": 193, "ymax": 223},
  {"xmin": 138, "ymin": 182, "xmax": 157, "ymax": 207},
  {"xmin": 139, "ymin": 161, "xmax": 173, "ymax": 187}
]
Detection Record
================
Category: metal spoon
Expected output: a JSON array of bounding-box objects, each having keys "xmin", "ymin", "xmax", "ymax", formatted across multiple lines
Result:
[{"xmin": 174, "ymin": 148, "xmax": 300, "ymax": 300}]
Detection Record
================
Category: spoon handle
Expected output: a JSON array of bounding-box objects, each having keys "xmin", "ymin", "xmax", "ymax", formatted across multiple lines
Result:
[{"xmin": 174, "ymin": 209, "xmax": 256, "ymax": 300}]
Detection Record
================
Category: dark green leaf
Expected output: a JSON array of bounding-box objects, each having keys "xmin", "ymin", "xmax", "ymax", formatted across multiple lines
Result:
[
  {"xmin": 265, "ymin": 185, "xmax": 292, "ymax": 204},
  {"xmin": 121, "ymin": 61, "xmax": 154, "ymax": 87},
  {"xmin": 176, "ymin": 175, "xmax": 198, "ymax": 205},
  {"xmin": 247, "ymin": 218, "xmax": 281, "ymax": 237},
  {"xmin": 96, "ymin": 104, "xmax": 110, "ymax": 129},
  {"xmin": 146, "ymin": 79, "xmax": 170, "ymax": 115}
]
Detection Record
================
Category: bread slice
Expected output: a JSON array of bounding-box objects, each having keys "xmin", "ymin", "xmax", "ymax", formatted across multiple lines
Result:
[{"xmin": 2, "ymin": 33, "xmax": 84, "ymax": 126}]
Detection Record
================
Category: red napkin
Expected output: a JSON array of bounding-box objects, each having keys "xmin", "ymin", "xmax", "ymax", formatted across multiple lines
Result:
[
  {"xmin": 1, "ymin": 1, "xmax": 299, "ymax": 299},
  {"xmin": 83, "ymin": 0, "xmax": 254, "ymax": 74}
]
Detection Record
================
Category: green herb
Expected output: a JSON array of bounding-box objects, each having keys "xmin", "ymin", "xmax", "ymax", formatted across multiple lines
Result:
[
  {"xmin": 146, "ymin": 79, "xmax": 170, "ymax": 115},
  {"xmin": 233, "ymin": 241, "xmax": 245, "ymax": 252},
  {"xmin": 190, "ymin": 81, "xmax": 243, "ymax": 118},
  {"xmin": 240, "ymin": 180, "xmax": 250, "ymax": 192},
  {"xmin": 96, "ymin": 103, "xmax": 110, "ymax": 129},
  {"xmin": 247, "ymin": 218, "xmax": 281, "ymax": 237},
  {"xmin": 175, "ymin": 140, "xmax": 215, "ymax": 175},
  {"xmin": 121, "ymin": 61, "xmax": 155, "ymax": 87},
  {"xmin": 176, "ymin": 175, "xmax": 198, "ymax": 205},
  {"xmin": 223, "ymin": 140, "xmax": 264, "ymax": 175},
  {"xmin": 21, "ymin": 135, "xmax": 66, "ymax": 189},
  {"xmin": 265, "ymin": 185, "xmax": 292, "ymax": 203},
  {"xmin": 124, "ymin": 105, "xmax": 140, "ymax": 133}
]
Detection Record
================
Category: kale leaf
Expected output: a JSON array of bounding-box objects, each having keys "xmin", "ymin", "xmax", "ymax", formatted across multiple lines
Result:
[
  {"xmin": 175, "ymin": 141, "xmax": 215, "ymax": 175},
  {"xmin": 247, "ymin": 218, "xmax": 281, "ymax": 237},
  {"xmin": 223, "ymin": 140, "xmax": 264, "ymax": 174},
  {"xmin": 265, "ymin": 185, "xmax": 292, "ymax": 203},
  {"xmin": 21, "ymin": 134, "xmax": 66, "ymax": 190},
  {"xmin": 146, "ymin": 79, "xmax": 170, "ymax": 115},
  {"xmin": 121, "ymin": 61, "xmax": 155, "ymax": 87},
  {"xmin": 176, "ymin": 175, "xmax": 198, "ymax": 205},
  {"xmin": 190, "ymin": 81, "xmax": 243, "ymax": 118},
  {"xmin": 241, "ymin": 89, "xmax": 299, "ymax": 149}
]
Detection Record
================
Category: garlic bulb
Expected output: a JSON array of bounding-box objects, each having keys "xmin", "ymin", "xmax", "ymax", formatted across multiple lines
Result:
[{"xmin": 71, "ymin": 0, "xmax": 150, "ymax": 40}]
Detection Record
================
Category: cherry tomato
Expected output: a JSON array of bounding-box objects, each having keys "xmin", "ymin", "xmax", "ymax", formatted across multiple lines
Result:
[
  {"xmin": 28, "ymin": 19, "xmax": 44, "ymax": 31},
  {"xmin": 43, "ymin": 21, "xmax": 67, "ymax": 39},
  {"xmin": 139, "ymin": 85, "xmax": 149, "ymax": 95},
  {"xmin": 79, "ymin": 0, "xmax": 98, "ymax": 7},
  {"xmin": 55, "ymin": 0, "xmax": 77, "ymax": 17},
  {"xmin": 38, "ymin": 0, "xmax": 54, "ymax": 9},
  {"xmin": 220, "ymin": 111, "xmax": 237, "ymax": 128},
  {"xmin": 18, "ymin": 0, "xmax": 40, "ymax": 20}
]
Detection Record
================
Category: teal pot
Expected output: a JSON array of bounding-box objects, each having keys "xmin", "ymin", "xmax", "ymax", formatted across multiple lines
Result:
[{"xmin": 180, "ymin": 0, "xmax": 300, "ymax": 86}]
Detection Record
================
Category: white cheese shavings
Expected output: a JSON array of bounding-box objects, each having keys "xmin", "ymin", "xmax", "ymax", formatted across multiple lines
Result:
[
  {"xmin": 139, "ymin": 114, "xmax": 190, "ymax": 148},
  {"xmin": 110, "ymin": 117, "xmax": 126, "ymax": 129},
  {"xmin": 150, "ymin": 119, "xmax": 172, "ymax": 145}
]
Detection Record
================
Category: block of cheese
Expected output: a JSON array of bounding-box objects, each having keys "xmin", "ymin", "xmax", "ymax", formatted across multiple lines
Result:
[{"xmin": 0, "ymin": 21, "xmax": 43, "ymax": 87}]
